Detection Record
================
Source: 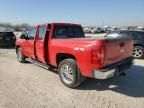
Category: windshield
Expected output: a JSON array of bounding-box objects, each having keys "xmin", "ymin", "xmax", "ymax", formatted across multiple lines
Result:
[{"xmin": 53, "ymin": 26, "xmax": 85, "ymax": 38}]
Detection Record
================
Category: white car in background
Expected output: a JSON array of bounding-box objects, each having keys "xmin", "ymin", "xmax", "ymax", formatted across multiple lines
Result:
[
  {"xmin": 13, "ymin": 32, "xmax": 22, "ymax": 38},
  {"xmin": 91, "ymin": 27, "xmax": 103, "ymax": 33},
  {"xmin": 83, "ymin": 27, "xmax": 93, "ymax": 33}
]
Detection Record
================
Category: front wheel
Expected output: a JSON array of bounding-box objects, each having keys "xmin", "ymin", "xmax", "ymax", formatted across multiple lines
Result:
[
  {"xmin": 58, "ymin": 59, "xmax": 82, "ymax": 88},
  {"xmin": 16, "ymin": 47, "xmax": 26, "ymax": 63},
  {"xmin": 133, "ymin": 46, "xmax": 144, "ymax": 59}
]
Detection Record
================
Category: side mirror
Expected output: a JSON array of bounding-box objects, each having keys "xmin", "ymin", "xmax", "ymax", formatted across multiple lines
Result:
[{"xmin": 20, "ymin": 33, "xmax": 28, "ymax": 40}]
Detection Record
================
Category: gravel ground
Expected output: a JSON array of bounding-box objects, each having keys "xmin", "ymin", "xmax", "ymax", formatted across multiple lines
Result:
[{"xmin": 0, "ymin": 48, "xmax": 144, "ymax": 108}]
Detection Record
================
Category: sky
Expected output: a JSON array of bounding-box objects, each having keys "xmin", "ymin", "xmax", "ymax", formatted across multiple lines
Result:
[{"xmin": 0, "ymin": 0, "xmax": 144, "ymax": 26}]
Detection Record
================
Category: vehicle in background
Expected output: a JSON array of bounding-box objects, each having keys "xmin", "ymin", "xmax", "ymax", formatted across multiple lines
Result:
[
  {"xmin": 105, "ymin": 30, "xmax": 144, "ymax": 59},
  {"xmin": 16, "ymin": 23, "xmax": 133, "ymax": 88},
  {"xmin": 83, "ymin": 27, "xmax": 93, "ymax": 33},
  {"xmin": 83, "ymin": 26, "xmax": 121, "ymax": 34},
  {"xmin": 0, "ymin": 31, "xmax": 16, "ymax": 47},
  {"xmin": 91, "ymin": 27, "xmax": 104, "ymax": 33},
  {"xmin": 13, "ymin": 32, "xmax": 22, "ymax": 38}
]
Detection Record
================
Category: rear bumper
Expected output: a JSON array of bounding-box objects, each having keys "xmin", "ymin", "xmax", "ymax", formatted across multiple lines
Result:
[{"xmin": 92, "ymin": 57, "xmax": 134, "ymax": 79}]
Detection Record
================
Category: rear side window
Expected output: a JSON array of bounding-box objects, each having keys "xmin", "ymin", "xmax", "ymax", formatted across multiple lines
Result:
[
  {"xmin": 137, "ymin": 32, "xmax": 144, "ymax": 36},
  {"xmin": 53, "ymin": 26, "xmax": 84, "ymax": 38},
  {"xmin": 119, "ymin": 31, "xmax": 132, "ymax": 38},
  {"xmin": 28, "ymin": 28, "xmax": 37, "ymax": 40},
  {"xmin": 131, "ymin": 32, "xmax": 142, "ymax": 40},
  {"xmin": 136, "ymin": 32, "xmax": 144, "ymax": 39},
  {"xmin": 38, "ymin": 26, "xmax": 47, "ymax": 40}
]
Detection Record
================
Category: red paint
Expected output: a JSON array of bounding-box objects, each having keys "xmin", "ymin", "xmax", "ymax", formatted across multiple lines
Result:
[{"xmin": 16, "ymin": 23, "xmax": 133, "ymax": 77}]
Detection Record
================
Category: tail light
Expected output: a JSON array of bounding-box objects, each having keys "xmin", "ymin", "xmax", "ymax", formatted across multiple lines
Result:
[{"xmin": 91, "ymin": 47, "xmax": 105, "ymax": 65}]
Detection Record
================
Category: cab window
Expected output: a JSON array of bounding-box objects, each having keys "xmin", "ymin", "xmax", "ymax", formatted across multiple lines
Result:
[{"xmin": 53, "ymin": 26, "xmax": 84, "ymax": 38}]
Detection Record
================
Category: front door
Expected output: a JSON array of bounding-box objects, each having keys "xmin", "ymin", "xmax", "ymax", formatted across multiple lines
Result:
[
  {"xmin": 35, "ymin": 25, "xmax": 47, "ymax": 63},
  {"xmin": 22, "ymin": 27, "xmax": 37, "ymax": 58}
]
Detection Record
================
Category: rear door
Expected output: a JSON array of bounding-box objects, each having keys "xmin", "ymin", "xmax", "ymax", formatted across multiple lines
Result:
[
  {"xmin": 35, "ymin": 25, "xmax": 47, "ymax": 63},
  {"xmin": 22, "ymin": 27, "xmax": 37, "ymax": 58}
]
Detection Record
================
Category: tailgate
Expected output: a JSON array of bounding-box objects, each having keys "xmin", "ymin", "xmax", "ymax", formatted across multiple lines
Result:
[{"xmin": 104, "ymin": 37, "xmax": 133, "ymax": 66}]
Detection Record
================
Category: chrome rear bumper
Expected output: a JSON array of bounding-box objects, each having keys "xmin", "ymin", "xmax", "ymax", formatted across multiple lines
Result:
[{"xmin": 92, "ymin": 57, "xmax": 133, "ymax": 79}]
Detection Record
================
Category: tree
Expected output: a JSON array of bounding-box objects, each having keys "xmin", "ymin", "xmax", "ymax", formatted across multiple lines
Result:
[{"xmin": 0, "ymin": 22, "xmax": 31, "ymax": 31}]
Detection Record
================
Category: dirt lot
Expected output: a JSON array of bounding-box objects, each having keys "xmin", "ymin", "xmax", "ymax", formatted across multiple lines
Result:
[{"xmin": 0, "ymin": 48, "xmax": 144, "ymax": 108}]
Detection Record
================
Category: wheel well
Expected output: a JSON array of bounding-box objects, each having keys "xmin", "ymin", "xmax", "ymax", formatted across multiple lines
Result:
[{"xmin": 56, "ymin": 53, "xmax": 76, "ymax": 66}]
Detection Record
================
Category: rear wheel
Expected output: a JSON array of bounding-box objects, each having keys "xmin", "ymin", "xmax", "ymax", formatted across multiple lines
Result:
[
  {"xmin": 133, "ymin": 46, "xmax": 144, "ymax": 59},
  {"xmin": 58, "ymin": 59, "xmax": 82, "ymax": 88},
  {"xmin": 17, "ymin": 47, "xmax": 26, "ymax": 63}
]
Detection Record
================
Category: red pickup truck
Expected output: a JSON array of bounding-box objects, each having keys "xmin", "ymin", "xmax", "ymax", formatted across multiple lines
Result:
[{"xmin": 16, "ymin": 23, "xmax": 133, "ymax": 88}]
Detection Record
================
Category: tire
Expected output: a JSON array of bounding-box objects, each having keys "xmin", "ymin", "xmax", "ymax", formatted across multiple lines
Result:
[
  {"xmin": 133, "ymin": 46, "xmax": 144, "ymax": 59},
  {"xmin": 16, "ymin": 47, "xmax": 26, "ymax": 63},
  {"xmin": 58, "ymin": 59, "xmax": 82, "ymax": 88}
]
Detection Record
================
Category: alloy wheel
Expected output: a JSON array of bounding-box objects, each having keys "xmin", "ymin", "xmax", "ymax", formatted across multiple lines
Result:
[
  {"xmin": 60, "ymin": 64, "xmax": 74, "ymax": 84},
  {"xmin": 133, "ymin": 47, "xmax": 143, "ymax": 58}
]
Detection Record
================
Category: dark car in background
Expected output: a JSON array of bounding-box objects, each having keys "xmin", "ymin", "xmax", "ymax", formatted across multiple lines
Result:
[
  {"xmin": 0, "ymin": 31, "xmax": 16, "ymax": 47},
  {"xmin": 105, "ymin": 30, "xmax": 144, "ymax": 59}
]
